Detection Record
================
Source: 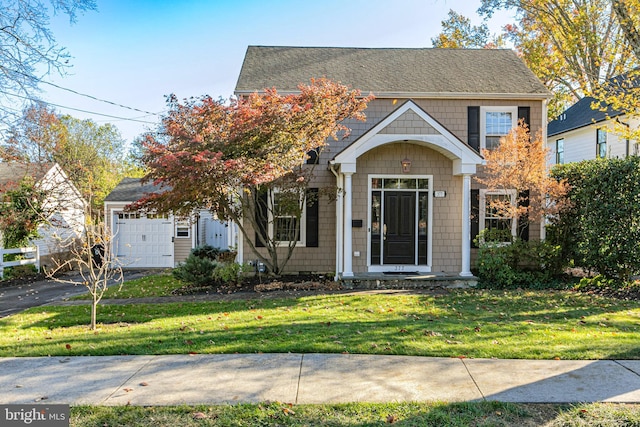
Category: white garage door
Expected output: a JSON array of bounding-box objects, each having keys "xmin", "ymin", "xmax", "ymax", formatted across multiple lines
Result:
[{"xmin": 113, "ymin": 212, "xmax": 174, "ymax": 268}]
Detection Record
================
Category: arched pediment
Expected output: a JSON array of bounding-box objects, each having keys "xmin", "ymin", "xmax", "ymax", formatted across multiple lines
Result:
[{"xmin": 331, "ymin": 100, "xmax": 483, "ymax": 175}]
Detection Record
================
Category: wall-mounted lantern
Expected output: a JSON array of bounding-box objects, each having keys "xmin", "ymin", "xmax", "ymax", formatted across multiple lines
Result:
[{"xmin": 401, "ymin": 157, "xmax": 411, "ymax": 173}]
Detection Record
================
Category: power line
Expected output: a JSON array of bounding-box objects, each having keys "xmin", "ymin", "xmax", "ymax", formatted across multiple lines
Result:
[
  {"xmin": 40, "ymin": 80, "xmax": 162, "ymax": 117},
  {"xmin": 0, "ymin": 89, "xmax": 159, "ymax": 124}
]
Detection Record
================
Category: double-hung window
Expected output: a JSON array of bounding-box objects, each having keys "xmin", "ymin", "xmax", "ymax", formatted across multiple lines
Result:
[
  {"xmin": 556, "ymin": 138, "xmax": 564, "ymax": 164},
  {"xmin": 270, "ymin": 190, "xmax": 306, "ymax": 246},
  {"xmin": 479, "ymin": 189, "xmax": 517, "ymax": 243},
  {"xmin": 597, "ymin": 129, "xmax": 607, "ymax": 158},
  {"xmin": 481, "ymin": 107, "xmax": 518, "ymax": 151}
]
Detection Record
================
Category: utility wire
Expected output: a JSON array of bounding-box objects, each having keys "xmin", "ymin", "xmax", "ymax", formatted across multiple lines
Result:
[
  {"xmin": 0, "ymin": 89, "xmax": 158, "ymax": 124},
  {"xmin": 40, "ymin": 80, "xmax": 162, "ymax": 117}
]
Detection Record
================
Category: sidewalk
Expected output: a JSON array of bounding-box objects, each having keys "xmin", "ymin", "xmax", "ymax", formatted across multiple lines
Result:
[{"xmin": 1, "ymin": 354, "xmax": 639, "ymax": 405}]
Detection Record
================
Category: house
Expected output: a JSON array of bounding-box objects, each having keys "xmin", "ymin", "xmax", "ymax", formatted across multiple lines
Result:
[
  {"xmin": 233, "ymin": 46, "xmax": 550, "ymax": 278},
  {"xmin": 104, "ymin": 178, "xmax": 236, "ymax": 268},
  {"xmin": 0, "ymin": 162, "xmax": 86, "ymax": 265},
  {"xmin": 547, "ymin": 96, "xmax": 639, "ymax": 165}
]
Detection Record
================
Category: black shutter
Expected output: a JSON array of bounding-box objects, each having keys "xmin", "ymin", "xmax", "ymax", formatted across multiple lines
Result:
[
  {"xmin": 468, "ymin": 106, "xmax": 480, "ymax": 151},
  {"xmin": 471, "ymin": 189, "xmax": 480, "ymax": 248},
  {"xmin": 305, "ymin": 188, "xmax": 319, "ymax": 247},
  {"xmin": 518, "ymin": 106, "xmax": 530, "ymax": 129},
  {"xmin": 306, "ymin": 148, "xmax": 319, "ymax": 165},
  {"xmin": 254, "ymin": 189, "xmax": 268, "ymax": 247},
  {"xmin": 518, "ymin": 190, "xmax": 530, "ymax": 241}
]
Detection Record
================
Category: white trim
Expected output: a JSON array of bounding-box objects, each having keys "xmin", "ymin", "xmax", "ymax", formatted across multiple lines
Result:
[
  {"xmin": 235, "ymin": 90, "xmax": 550, "ymax": 100},
  {"xmin": 480, "ymin": 106, "xmax": 518, "ymax": 151},
  {"xmin": 332, "ymin": 100, "xmax": 483, "ymax": 176},
  {"xmin": 366, "ymin": 174, "xmax": 433, "ymax": 273},
  {"xmin": 267, "ymin": 189, "xmax": 307, "ymax": 247}
]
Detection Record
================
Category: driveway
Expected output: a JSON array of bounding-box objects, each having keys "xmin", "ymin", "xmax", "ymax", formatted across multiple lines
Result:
[{"xmin": 0, "ymin": 270, "xmax": 153, "ymax": 317}]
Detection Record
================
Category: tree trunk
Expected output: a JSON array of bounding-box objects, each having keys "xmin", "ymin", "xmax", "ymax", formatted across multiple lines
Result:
[
  {"xmin": 613, "ymin": 0, "xmax": 640, "ymax": 60},
  {"xmin": 91, "ymin": 297, "xmax": 98, "ymax": 331}
]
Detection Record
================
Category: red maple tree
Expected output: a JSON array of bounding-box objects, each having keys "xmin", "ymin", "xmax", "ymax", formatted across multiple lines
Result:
[{"xmin": 135, "ymin": 78, "xmax": 373, "ymax": 274}]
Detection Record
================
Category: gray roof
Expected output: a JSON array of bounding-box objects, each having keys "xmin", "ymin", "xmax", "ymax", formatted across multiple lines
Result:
[
  {"xmin": 235, "ymin": 46, "xmax": 550, "ymax": 98},
  {"xmin": 0, "ymin": 162, "xmax": 53, "ymax": 189},
  {"xmin": 547, "ymin": 96, "xmax": 623, "ymax": 137},
  {"xmin": 104, "ymin": 177, "xmax": 165, "ymax": 202}
]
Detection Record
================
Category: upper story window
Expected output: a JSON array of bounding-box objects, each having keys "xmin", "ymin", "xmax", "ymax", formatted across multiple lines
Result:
[
  {"xmin": 556, "ymin": 138, "xmax": 564, "ymax": 164},
  {"xmin": 597, "ymin": 129, "xmax": 607, "ymax": 158},
  {"xmin": 481, "ymin": 107, "xmax": 518, "ymax": 151}
]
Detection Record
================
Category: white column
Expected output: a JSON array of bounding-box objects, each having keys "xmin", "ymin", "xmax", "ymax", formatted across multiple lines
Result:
[
  {"xmin": 343, "ymin": 172, "xmax": 354, "ymax": 277},
  {"xmin": 334, "ymin": 174, "xmax": 344, "ymax": 281},
  {"xmin": 460, "ymin": 174, "xmax": 473, "ymax": 277}
]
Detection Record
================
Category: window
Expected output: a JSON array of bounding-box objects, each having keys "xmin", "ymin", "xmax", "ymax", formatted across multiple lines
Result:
[
  {"xmin": 479, "ymin": 189, "xmax": 517, "ymax": 243},
  {"xmin": 175, "ymin": 218, "xmax": 190, "ymax": 237},
  {"xmin": 597, "ymin": 129, "xmax": 607, "ymax": 158},
  {"xmin": 481, "ymin": 107, "xmax": 518, "ymax": 150},
  {"xmin": 556, "ymin": 139, "xmax": 564, "ymax": 164},
  {"xmin": 270, "ymin": 191, "xmax": 306, "ymax": 245}
]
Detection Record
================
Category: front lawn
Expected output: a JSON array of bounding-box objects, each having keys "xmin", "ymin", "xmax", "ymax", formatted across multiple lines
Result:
[
  {"xmin": 3, "ymin": 289, "xmax": 639, "ymax": 359},
  {"xmin": 70, "ymin": 401, "xmax": 640, "ymax": 427}
]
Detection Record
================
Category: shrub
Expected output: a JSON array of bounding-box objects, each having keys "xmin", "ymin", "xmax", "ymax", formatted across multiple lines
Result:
[
  {"xmin": 475, "ymin": 230, "xmax": 565, "ymax": 289},
  {"xmin": 172, "ymin": 246, "xmax": 241, "ymax": 288},
  {"xmin": 190, "ymin": 245, "xmax": 221, "ymax": 261},
  {"xmin": 172, "ymin": 254, "xmax": 221, "ymax": 287},
  {"xmin": 551, "ymin": 157, "xmax": 640, "ymax": 283}
]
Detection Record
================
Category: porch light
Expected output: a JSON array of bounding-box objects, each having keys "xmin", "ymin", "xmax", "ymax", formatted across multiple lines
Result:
[{"xmin": 401, "ymin": 157, "xmax": 411, "ymax": 173}]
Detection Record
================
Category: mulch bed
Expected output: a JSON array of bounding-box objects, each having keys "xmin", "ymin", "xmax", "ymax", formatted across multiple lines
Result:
[{"xmin": 171, "ymin": 273, "xmax": 344, "ymax": 296}]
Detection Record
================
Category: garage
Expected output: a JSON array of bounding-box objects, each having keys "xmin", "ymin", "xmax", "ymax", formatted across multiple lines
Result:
[{"xmin": 112, "ymin": 211, "xmax": 174, "ymax": 268}]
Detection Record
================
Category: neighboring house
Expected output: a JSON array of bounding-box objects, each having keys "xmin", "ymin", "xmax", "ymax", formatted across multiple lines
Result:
[
  {"xmin": 547, "ymin": 96, "xmax": 639, "ymax": 165},
  {"xmin": 0, "ymin": 162, "xmax": 86, "ymax": 264},
  {"xmin": 104, "ymin": 178, "xmax": 235, "ymax": 268},
  {"xmin": 233, "ymin": 46, "xmax": 550, "ymax": 278}
]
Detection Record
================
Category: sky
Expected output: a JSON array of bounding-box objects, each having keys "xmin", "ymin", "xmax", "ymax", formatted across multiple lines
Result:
[{"xmin": 38, "ymin": 0, "xmax": 514, "ymax": 145}]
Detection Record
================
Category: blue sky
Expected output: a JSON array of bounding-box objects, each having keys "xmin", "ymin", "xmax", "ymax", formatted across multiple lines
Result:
[{"xmin": 40, "ymin": 0, "xmax": 513, "ymax": 144}]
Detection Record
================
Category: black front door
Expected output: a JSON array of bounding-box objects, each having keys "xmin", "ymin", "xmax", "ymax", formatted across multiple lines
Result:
[{"xmin": 383, "ymin": 191, "xmax": 416, "ymax": 264}]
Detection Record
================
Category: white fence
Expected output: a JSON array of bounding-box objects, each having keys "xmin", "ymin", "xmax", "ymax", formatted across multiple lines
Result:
[{"xmin": 0, "ymin": 246, "xmax": 40, "ymax": 279}]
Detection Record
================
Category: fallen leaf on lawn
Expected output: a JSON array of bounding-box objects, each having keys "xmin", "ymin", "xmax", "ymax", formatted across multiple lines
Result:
[
  {"xmin": 386, "ymin": 414, "xmax": 397, "ymax": 423},
  {"xmin": 282, "ymin": 407, "xmax": 295, "ymax": 416},
  {"xmin": 192, "ymin": 412, "xmax": 207, "ymax": 420},
  {"xmin": 65, "ymin": 344, "xmax": 72, "ymax": 350}
]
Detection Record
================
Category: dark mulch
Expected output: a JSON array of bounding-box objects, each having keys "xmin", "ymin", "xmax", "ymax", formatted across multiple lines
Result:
[{"xmin": 171, "ymin": 273, "xmax": 343, "ymax": 297}]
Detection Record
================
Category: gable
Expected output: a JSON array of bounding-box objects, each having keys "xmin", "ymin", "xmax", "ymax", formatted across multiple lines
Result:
[
  {"xmin": 236, "ymin": 46, "xmax": 550, "ymax": 99},
  {"xmin": 379, "ymin": 109, "xmax": 439, "ymax": 135},
  {"xmin": 332, "ymin": 100, "xmax": 483, "ymax": 175}
]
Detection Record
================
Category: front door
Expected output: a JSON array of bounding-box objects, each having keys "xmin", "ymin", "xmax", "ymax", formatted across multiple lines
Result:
[
  {"xmin": 369, "ymin": 177, "xmax": 432, "ymax": 271},
  {"xmin": 383, "ymin": 191, "xmax": 415, "ymax": 264}
]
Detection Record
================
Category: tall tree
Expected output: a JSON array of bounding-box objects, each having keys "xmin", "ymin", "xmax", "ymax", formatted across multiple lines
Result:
[
  {"xmin": 475, "ymin": 121, "xmax": 568, "ymax": 232},
  {"xmin": 2, "ymin": 103, "xmax": 135, "ymax": 214},
  {"xmin": 136, "ymin": 78, "xmax": 373, "ymax": 275},
  {"xmin": 612, "ymin": 0, "xmax": 640, "ymax": 59},
  {"xmin": 477, "ymin": 0, "xmax": 638, "ymax": 116},
  {"xmin": 431, "ymin": 9, "xmax": 499, "ymax": 48},
  {"xmin": 0, "ymin": 0, "xmax": 96, "ymax": 123}
]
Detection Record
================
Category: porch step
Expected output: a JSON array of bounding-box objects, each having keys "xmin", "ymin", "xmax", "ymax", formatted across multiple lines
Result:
[{"xmin": 339, "ymin": 273, "xmax": 478, "ymax": 290}]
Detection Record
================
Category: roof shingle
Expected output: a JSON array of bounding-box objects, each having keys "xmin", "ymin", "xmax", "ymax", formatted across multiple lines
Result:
[{"xmin": 235, "ymin": 46, "xmax": 550, "ymax": 97}]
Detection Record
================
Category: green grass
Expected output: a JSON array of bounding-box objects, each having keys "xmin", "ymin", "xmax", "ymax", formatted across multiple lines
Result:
[
  {"xmin": 3, "ymin": 289, "xmax": 640, "ymax": 359},
  {"xmin": 72, "ymin": 272, "xmax": 183, "ymax": 300},
  {"xmin": 70, "ymin": 402, "xmax": 640, "ymax": 426}
]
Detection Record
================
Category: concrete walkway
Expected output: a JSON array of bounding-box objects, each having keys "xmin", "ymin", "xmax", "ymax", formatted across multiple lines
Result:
[{"xmin": 1, "ymin": 354, "xmax": 639, "ymax": 405}]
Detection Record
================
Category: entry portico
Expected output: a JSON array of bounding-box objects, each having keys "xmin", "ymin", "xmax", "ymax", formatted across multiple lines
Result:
[{"xmin": 330, "ymin": 100, "xmax": 483, "ymax": 278}]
